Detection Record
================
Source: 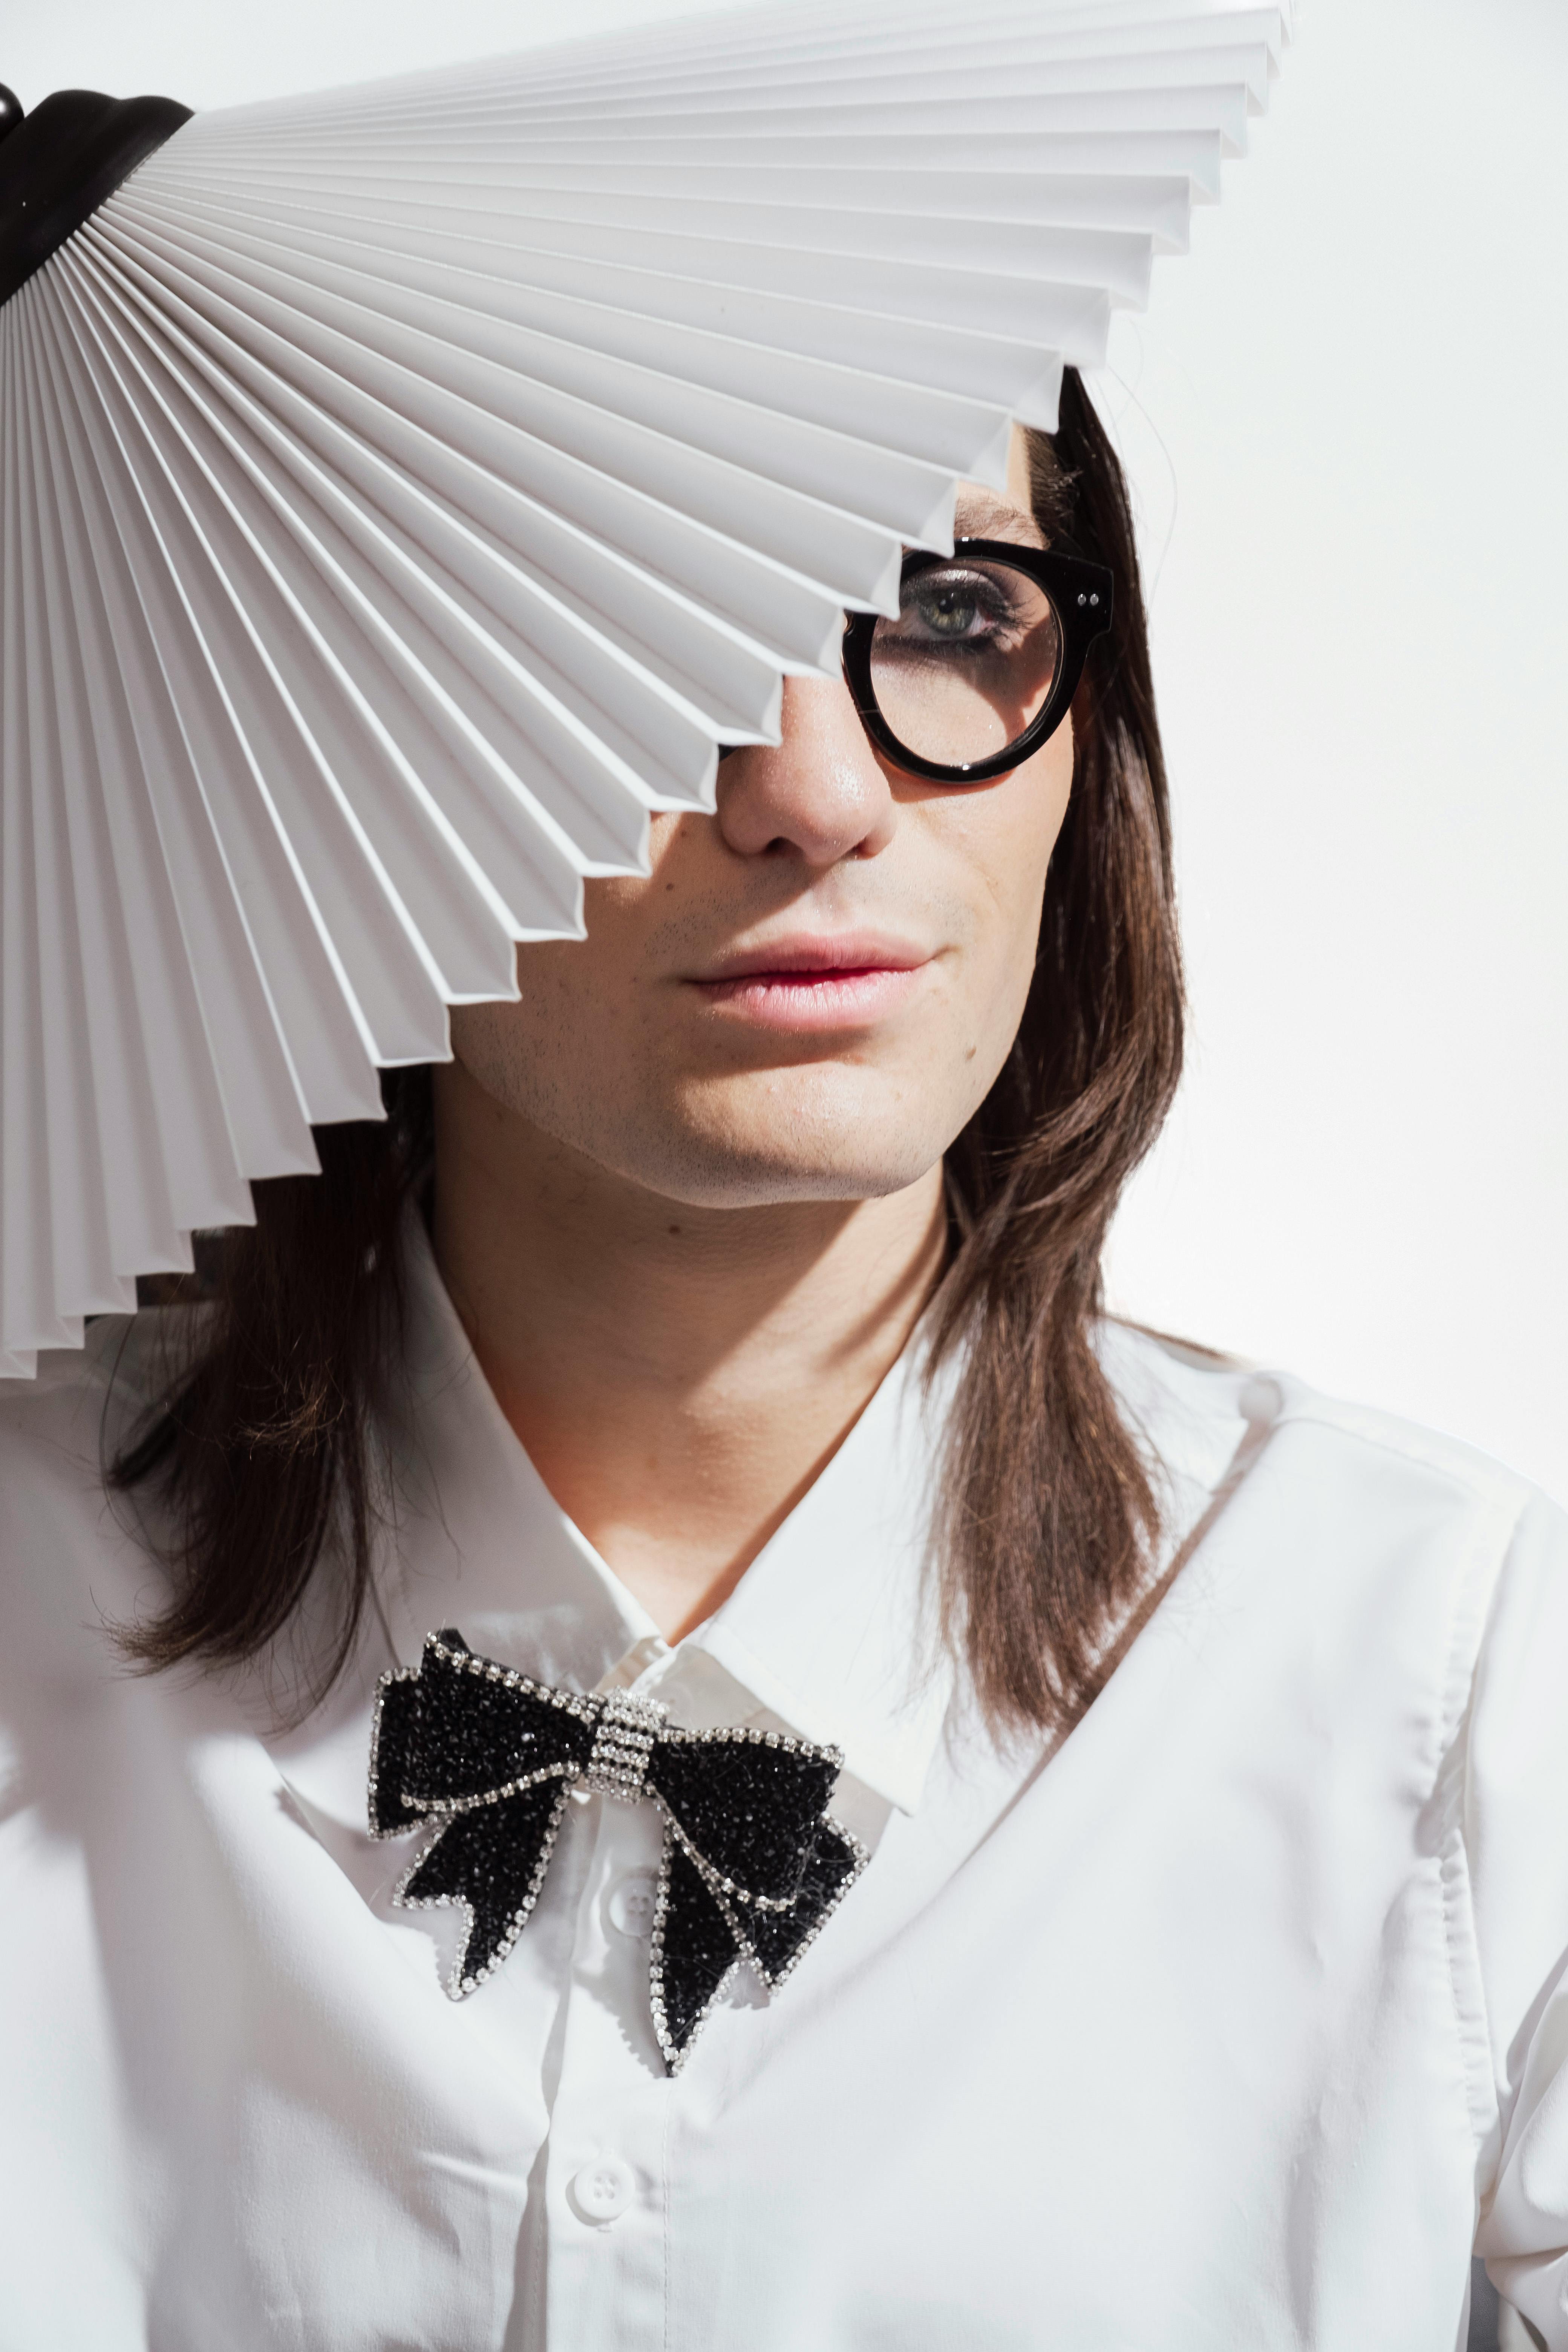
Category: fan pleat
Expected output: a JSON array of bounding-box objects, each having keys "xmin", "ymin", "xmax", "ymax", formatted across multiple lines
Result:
[
  {"xmin": 161, "ymin": 159, "xmax": 1196, "ymax": 247},
  {"xmin": 95, "ymin": 206, "xmax": 935, "ymax": 612},
  {"xmin": 25, "ymin": 296, "xmax": 252, "ymax": 1262},
  {"xmin": 0, "ymin": 0, "xmax": 1289, "ymax": 1371},
  {"xmin": 165, "ymin": 133, "xmax": 1227, "ymax": 203},
  {"xmin": 128, "ymin": 174, "xmax": 1070, "ymax": 424},
  {"xmin": 141, "ymin": 178, "xmax": 1116, "ymax": 364},
  {"xmin": 95, "ymin": 225, "xmax": 790, "ymax": 750},
  {"xmin": 115, "ymin": 186, "xmax": 1018, "ymax": 521},
  {"xmin": 80, "ymin": 237, "xmax": 663, "ymax": 899},
  {"xmin": 11, "ymin": 314, "xmax": 139, "ymax": 1329},
  {"xmin": 95, "ymin": 217, "xmax": 875, "ymax": 662},
  {"xmin": 190, "ymin": 89, "xmax": 1253, "ymax": 155},
  {"xmin": 60, "ymin": 265, "xmax": 461, "ymax": 1078},
  {"xmin": 31, "ymin": 274, "xmax": 319, "ymax": 1199},
  {"xmin": 3, "ymin": 327, "xmax": 74, "ymax": 1368},
  {"xmin": 29, "ymin": 290, "xmax": 321, "ymax": 1201},
  {"xmin": 41, "ymin": 263, "xmax": 389, "ymax": 1122},
  {"xmin": 425, "ymin": 3, "xmax": 1288, "ymax": 89},
  {"xmin": 141, "ymin": 174, "xmax": 1158, "ymax": 309}
]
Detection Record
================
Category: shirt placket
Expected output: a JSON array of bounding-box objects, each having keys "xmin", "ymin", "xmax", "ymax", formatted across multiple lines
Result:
[{"xmin": 538, "ymin": 1787, "xmax": 673, "ymax": 2352}]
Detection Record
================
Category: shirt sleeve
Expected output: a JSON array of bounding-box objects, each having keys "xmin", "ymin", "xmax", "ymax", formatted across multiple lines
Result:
[{"xmin": 1467, "ymin": 1488, "xmax": 1568, "ymax": 2345}]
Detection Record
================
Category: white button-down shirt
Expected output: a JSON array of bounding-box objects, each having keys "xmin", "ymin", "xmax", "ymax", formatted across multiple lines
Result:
[{"xmin": 3, "ymin": 1228, "xmax": 1568, "ymax": 2352}]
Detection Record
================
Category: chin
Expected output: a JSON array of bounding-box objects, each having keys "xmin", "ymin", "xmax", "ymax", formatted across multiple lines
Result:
[
  {"xmin": 649, "ymin": 1153, "xmax": 939, "ymax": 1211},
  {"xmin": 628, "ymin": 1083, "xmax": 953, "ymax": 1209}
]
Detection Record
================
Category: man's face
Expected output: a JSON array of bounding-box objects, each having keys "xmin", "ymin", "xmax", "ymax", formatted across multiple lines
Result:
[{"xmin": 447, "ymin": 436, "xmax": 1074, "ymax": 1207}]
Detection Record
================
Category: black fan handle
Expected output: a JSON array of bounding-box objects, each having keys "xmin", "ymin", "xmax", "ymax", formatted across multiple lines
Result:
[{"xmin": 0, "ymin": 84, "xmax": 192, "ymax": 309}]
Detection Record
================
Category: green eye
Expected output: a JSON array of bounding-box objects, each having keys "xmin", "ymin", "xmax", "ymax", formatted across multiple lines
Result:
[{"xmin": 912, "ymin": 584, "xmax": 980, "ymax": 637}]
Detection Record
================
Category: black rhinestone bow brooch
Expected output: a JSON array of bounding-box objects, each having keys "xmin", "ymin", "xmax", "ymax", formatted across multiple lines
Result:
[{"xmin": 369, "ymin": 1630, "xmax": 868, "ymax": 2072}]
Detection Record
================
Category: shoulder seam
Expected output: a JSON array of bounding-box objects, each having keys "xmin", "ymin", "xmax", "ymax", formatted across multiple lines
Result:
[{"xmin": 1274, "ymin": 1398, "xmax": 1534, "ymax": 1511}]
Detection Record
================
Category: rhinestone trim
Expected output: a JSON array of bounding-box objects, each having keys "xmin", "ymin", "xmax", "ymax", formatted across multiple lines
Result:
[{"xmin": 582, "ymin": 1690, "xmax": 666, "ymax": 1802}]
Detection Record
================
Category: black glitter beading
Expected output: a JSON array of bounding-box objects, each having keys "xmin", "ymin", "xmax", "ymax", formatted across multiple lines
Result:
[{"xmin": 368, "ymin": 1630, "xmax": 868, "ymax": 2072}]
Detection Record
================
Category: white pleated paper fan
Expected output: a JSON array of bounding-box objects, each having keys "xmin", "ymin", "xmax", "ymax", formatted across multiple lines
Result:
[{"xmin": 0, "ymin": 0, "xmax": 1290, "ymax": 1375}]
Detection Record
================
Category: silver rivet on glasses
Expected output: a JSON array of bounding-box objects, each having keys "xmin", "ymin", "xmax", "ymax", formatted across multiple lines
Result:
[{"xmin": 1089, "ymin": 592, "xmax": 1100, "ymax": 607}]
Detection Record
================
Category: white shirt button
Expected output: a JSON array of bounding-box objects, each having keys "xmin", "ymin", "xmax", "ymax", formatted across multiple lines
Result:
[
  {"xmin": 607, "ymin": 1870, "xmax": 659, "ymax": 1939},
  {"xmin": 570, "ymin": 2156, "xmax": 636, "ymax": 2225},
  {"xmin": 1238, "ymin": 1374, "xmax": 1283, "ymax": 1426}
]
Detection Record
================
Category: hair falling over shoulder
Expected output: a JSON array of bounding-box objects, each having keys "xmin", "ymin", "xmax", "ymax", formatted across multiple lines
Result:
[
  {"xmin": 931, "ymin": 378, "xmax": 1184, "ymax": 1733},
  {"xmin": 111, "ymin": 369, "xmax": 1184, "ymax": 1740}
]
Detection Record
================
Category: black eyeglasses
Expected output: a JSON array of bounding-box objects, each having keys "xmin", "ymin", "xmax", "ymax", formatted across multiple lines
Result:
[{"xmin": 841, "ymin": 539, "xmax": 1113, "ymax": 785}]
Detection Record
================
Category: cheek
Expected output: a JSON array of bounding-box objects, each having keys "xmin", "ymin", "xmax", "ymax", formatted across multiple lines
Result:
[
  {"xmin": 447, "ymin": 822, "xmax": 703, "ymax": 1123},
  {"xmin": 449, "ymin": 910, "xmax": 635, "ymax": 1112},
  {"xmin": 941, "ymin": 724, "xmax": 1072, "ymax": 994}
]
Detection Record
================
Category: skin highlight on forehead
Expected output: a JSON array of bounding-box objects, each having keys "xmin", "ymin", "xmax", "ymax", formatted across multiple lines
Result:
[{"xmin": 951, "ymin": 483, "xmax": 1048, "ymax": 551}]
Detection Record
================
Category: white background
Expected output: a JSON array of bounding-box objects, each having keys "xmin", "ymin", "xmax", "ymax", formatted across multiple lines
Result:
[{"xmin": 8, "ymin": 1, "xmax": 1566, "ymax": 1502}]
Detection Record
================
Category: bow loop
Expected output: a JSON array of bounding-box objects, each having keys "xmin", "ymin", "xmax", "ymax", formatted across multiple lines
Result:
[
  {"xmin": 368, "ymin": 1630, "xmax": 868, "ymax": 2072},
  {"xmin": 403, "ymin": 1631, "xmax": 595, "ymax": 1809},
  {"xmin": 368, "ymin": 1673, "xmax": 424, "ymax": 1836},
  {"xmin": 368, "ymin": 1631, "xmax": 596, "ymax": 1834},
  {"xmin": 647, "ymin": 1733, "xmax": 839, "ymax": 1907}
]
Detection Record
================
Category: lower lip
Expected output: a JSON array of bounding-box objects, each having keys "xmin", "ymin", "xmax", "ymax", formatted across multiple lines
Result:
[{"xmin": 688, "ymin": 965, "xmax": 927, "ymax": 1031}]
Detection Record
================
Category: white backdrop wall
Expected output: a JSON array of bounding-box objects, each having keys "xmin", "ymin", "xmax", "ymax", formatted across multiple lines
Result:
[
  {"xmin": 1094, "ymin": 0, "xmax": 1568, "ymax": 1506},
  {"xmin": 6, "ymin": 0, "xmax": 1565, "ymax": 1502}
]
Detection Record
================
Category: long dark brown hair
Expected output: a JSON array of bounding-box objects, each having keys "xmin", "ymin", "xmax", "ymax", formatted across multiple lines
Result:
[{"xmin": 113, "ymin": 367, "xmax": 1184, "ymax": 1738}]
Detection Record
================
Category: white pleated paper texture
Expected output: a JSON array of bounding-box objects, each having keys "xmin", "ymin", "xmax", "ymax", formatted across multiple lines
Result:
[{"xmin": 0, "ymin": 0, "xmax": 1290, "ymax": 1374}]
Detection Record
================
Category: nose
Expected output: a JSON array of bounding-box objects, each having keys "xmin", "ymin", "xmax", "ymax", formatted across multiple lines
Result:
[{"xmin": 716, "ymin": 674, "xmax": 898, "ymax": 867}]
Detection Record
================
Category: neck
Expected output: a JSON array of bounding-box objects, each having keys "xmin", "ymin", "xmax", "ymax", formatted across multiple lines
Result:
[{"xmin": 429, "ymin": 1063, "xmax": 948, "ymax": 1643}]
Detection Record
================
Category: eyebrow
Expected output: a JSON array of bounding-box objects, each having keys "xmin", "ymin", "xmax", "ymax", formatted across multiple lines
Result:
[{"xmin": 951, "ymin": 486, "xmax": 1047, "ymax": 550}]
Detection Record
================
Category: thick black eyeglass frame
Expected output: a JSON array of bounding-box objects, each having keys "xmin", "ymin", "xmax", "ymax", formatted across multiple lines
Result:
[{"xmin": 841, "ymin": 538, "xmax": 1115, "ymax": 786}]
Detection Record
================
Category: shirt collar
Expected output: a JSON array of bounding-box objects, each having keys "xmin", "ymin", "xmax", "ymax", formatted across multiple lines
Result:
[{"xmin": 374, "ymin": 1216, "xmax": 955, "ymax": 1816}]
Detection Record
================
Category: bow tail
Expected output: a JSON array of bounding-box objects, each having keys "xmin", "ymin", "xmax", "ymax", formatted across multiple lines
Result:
[
  {"xmin": 733, "ymin": 1820, "xmax": 866, "ymax": 1990},
  {"xmin": 648, "ymin": 1818, "xmax": 868, "ymax": 2073},
  {"xmin": 397, "ymin": 1779, "xmax": 572, "ymax": 1997},
  {"xmin": 649, "ymin": 1835, "xmax": 744, "ymax": 2074}
]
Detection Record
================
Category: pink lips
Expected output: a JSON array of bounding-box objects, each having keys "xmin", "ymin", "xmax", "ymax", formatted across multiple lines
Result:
[{"xmin": 685, "ymin": 933, "xmax": 932, "ymax": 1032}]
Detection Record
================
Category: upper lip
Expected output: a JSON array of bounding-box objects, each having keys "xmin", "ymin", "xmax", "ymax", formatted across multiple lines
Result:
[{"xmin": 690, "ymin": 932, "xmax": 933, "ymax": 982}]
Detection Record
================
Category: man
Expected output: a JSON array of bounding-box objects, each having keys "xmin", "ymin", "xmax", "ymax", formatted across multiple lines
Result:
[{"xmin": 1, "ymin": 391, "xmax": 1564, "ymax": 2351}]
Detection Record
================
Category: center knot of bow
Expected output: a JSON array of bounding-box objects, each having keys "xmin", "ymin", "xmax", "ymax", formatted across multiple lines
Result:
[{"xmin": 369, "ymin": 1629, "xmax": 867, "ymax": 2071}]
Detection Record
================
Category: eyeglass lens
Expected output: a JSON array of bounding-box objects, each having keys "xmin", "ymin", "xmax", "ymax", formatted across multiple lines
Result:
[{"xmin": 870, "ymin": 556, "xmax": 1063, "ymax": 770}]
